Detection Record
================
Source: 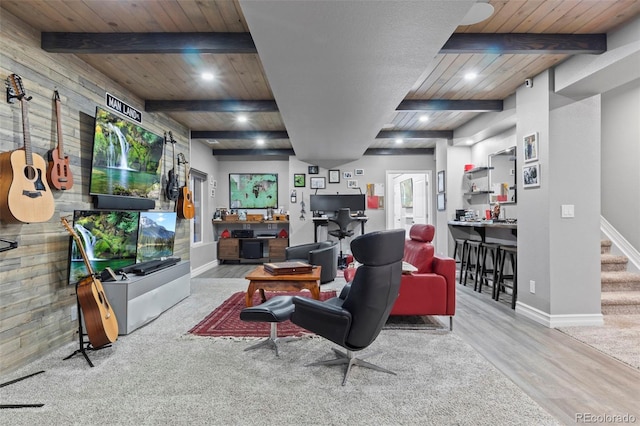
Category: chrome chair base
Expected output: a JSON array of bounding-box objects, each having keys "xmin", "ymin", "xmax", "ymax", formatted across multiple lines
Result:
[
  {"xmin": 244, "ymin": 322, "xmax": 298, "ymax": 357},
  {"xmin": 307, "ymin": 347, "xmax": 396, "ymax": 385}
]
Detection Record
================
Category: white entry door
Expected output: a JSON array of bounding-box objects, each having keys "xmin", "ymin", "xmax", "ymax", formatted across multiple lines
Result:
[{"xmin": 387, "ymin": 171, "xmax": 431, "ymax": 234}]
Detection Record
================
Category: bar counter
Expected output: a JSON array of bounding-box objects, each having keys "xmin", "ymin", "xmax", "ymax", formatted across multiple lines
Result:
[{"xmin": 448, "ymin": 220, "xmax": 517, "ymax": 244}]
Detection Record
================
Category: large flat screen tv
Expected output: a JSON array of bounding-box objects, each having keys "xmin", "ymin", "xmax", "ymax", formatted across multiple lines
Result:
[
  {"xmin": 89, "ymin": 107, "xmax": 164, "ymax": 200},
  {"xmin": 136, "ymin": 211, "xmax": 177, "ymax": 263},
  {"xmin": 229, "ymin": 173, "xmax": 278, "ymax": 209},
  {"xmin": 68, "ymin": 210, "xmax": 140, "ymax": 284}
]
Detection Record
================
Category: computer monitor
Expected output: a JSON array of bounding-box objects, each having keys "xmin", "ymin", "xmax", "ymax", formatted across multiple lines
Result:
[{"xmin": 310, "ymin": 194, "xmax": 365, "ymax": 213}]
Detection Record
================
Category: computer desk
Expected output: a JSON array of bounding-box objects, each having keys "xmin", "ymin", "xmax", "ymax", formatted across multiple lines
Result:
[{"xmin": 311, "ymin": 216, "xmax": 368, "ymax": 242}]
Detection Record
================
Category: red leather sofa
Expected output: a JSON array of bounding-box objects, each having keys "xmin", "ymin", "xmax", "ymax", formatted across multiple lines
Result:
[{"xmin": 343, "ymin": 224, "xmax": 456, "ymax": 329}]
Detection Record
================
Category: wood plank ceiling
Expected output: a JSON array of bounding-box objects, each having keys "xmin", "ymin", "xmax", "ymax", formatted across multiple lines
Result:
[{"xmin": 2, "ymin": 0, "xmax": 639, "ymax": 156}]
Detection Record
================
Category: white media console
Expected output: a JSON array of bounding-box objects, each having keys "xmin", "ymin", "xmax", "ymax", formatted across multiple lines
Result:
[{"xmin": 102, "ymin": 261, "xmax": 191, "ymax": 334}]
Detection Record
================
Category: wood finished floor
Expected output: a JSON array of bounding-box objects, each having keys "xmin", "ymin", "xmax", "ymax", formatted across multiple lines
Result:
[{"xmin": 197, "ymin": 264, "xmax": 640, "ymax": 424}]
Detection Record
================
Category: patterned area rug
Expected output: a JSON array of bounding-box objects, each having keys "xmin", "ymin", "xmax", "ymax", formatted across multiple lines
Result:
[{"xmin": 188, "ymin": 291, "xmax": 336, "ymax": 337}]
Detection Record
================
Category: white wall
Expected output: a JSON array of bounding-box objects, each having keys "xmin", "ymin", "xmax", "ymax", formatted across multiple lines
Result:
[{"xmin": 601, "ymin": 81, "xmax": 640, "ymax": 249}]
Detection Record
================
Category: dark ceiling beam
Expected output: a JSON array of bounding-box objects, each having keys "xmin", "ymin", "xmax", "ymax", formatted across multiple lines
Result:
[
  {"xmin": 212, "ymin": 149, "xmax": 295, "ymax": 156},
  {"xmin": 442, "ymin": 33, "xmax": 606, "ymax": 54},
  {"xmin": 145, "ymin": 100, "xmax": 278, "ymax": 113},
  {"xmin": 191, "ymin": 130, "xmax": 289, "ymax": 140},
  {"xmin": 41, "ymin": 32, "xmax": 256, "ymax": 54},
  {"xmin": 377, "ymin": 130, "xmax": 453, "ymax": 139},
  {"xmin": 397, "ymin": 99, "xmax": 502, "ymax": 112},
  {"xmin": 41, "ymin": 32, "xmax": 606, "ymax": 56},
  {"xmin": 365, "ymin": 148, "xmax": 434, "ymax": 155}
]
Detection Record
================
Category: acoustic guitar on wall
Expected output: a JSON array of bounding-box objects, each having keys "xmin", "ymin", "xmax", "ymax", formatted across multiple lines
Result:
[
  {"xmin": 0, "ymin": 74, "xmax": 55, "ymax": 223},
  {"xmin": 177, "ymin": 152, "xmax": 195, "ymax": 219},
  {"xmin": 47, "ymin": 90, "xmax": 74, "ymax": 190},
  {"xmin": 165, "ymin": 132, "xmax": 179, "ymax": 202},
  {"xmin": 61, "ymin": 217, "xmax": 119, "ymax": 348}
]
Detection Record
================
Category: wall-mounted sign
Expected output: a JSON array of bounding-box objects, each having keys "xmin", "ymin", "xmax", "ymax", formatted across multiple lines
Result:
[{"xmin": 106, "ymin": 92, "xmax": 142, "ymax": 123}]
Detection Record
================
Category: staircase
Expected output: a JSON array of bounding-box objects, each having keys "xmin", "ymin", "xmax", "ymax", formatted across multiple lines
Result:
[{"xmin": 601, "ymin": 240, "xmax": 640, "ymax": 315}]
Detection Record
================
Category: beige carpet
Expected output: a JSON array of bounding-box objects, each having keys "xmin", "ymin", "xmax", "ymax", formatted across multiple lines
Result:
[{"xmin": 558, "ymin": 314, "xmax": 640, "ymax": 370}]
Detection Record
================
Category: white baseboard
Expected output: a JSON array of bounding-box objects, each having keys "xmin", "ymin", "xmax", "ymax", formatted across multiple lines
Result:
[
  {"xmin": 601, "ymin": 216, "xmax": 640, "ymax": 274},
  {"xmin": 191, "ymin": 260, "xmax": 219, "ymax": 277},
  {"xmin": 516, "ymin": 302, "xmax": 604, "ymax": 328}
]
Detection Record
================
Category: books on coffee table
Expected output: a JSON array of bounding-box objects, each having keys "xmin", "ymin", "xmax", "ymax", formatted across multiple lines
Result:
[{"xmin": 263, "ymin": 261, "xmax": 313, "ymax": 275}]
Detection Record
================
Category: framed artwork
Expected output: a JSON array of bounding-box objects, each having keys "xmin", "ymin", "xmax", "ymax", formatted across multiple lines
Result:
[
  {"xmin": 437, "ymin": 170, "xmax": 445, "ymax": 193},
  {"xmin": 347, "ymin": 179, "xmax": 358, "ymax": 189},
  {"xmin": 343, "ymin": 171, "xmax": 353, "ymax": 179},
  {"xmin": 310, "ymin": 177, "xmax": 326, "ymax": 189},
  {"xmin": 308, "ymin": 165, "xmax": 319, "ymax": 174},
  {"xmin": 400, "ymin": 178, "xmax": 413, "ymax": 208},
  {"xmin": 328, "ymin": 169, "xmax": 340, "ymax": 183},
  {"xmin": 523, "ymin": 132, "xmax": 539, "ymax": 163},
  {"xmin": 355, "ymin": 168, "xmax": 364, "ymax": 176},
  {"xmin": 437, "ymin": 193, "xmax": 446, "ymax": 211},
  {"xmin": 523, "ymin": 163, "xmax": 540, "ymax": 188},
  {"xmin": 294, "ymin": 173, "xmax": 306, "ymax": 187}
]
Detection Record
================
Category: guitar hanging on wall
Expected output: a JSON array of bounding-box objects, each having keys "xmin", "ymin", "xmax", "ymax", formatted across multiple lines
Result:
[
  {"xmin": 0, "ymin": 74, "xmax": 55, "ymax": 223},
  {"xmin": 47, "ymin": 90, "xmax": 74, "ymax": 190},
  {"xmin": 61, "ymin": 217, "xmax": 119, "ymax": 348},
  {"xmin": 177, "ymin": 153, "xmax": 195, "ymax": 219},
  {"xmin": 165, "ymin": 132, "xmax": 180, "ymax": 202}
]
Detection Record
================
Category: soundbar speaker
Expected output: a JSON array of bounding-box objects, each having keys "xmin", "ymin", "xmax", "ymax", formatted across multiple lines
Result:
[{"xmin": 93, "ymin": 194, "xmax": 155, "ymax": 210}]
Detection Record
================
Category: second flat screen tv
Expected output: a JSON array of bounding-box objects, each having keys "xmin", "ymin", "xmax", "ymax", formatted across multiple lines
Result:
[{"xmin": 229, "ymin": 173, "xmax": 278, "ymax": 209}]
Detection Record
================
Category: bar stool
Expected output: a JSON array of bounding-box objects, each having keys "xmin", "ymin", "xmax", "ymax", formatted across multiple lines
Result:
[
  {"xmin": 477, "ymin": 242, "xmax": 500, "ymax": 294},
  {"xmin": 495, "ymin": 245, "xmax": 518, "ymax": 309},
  {"xmin": 462, "ymin": 240, "xmax": 481, "ymax": 287},
  {"xmin": 453, "ymin": 238, "xmax": 468, "ymax": 284}
]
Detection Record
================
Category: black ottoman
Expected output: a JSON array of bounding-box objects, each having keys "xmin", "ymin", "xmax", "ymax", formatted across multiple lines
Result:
[{"xmin": 239, "ymin": 296, "xmax": 295, "ymax": 357}]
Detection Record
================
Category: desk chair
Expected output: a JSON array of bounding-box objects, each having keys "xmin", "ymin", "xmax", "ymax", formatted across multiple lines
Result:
[{"xmin": 328, "ymin": 208, "xmax": 358, "ymax": 269}]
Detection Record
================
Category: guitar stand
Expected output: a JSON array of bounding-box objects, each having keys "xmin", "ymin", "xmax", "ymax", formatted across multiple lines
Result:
[
  {"xmin": 0, "ymin": 370, "xmax": 45, "ymax": 409},
  {"xmin": 63, "ymin": 283, "xmax": 111, "ymax": 368}
]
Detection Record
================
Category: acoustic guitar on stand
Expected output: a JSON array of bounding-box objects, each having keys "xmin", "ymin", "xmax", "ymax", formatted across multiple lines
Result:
[
  {"xmin": 0, "ymin": 74, "xmax": 55, "ymax": 223},
  {"xmin": 47, "ymin": 90, "xmax": 74, "ymax": 190},
  {"xmin": 176, "ymin": 152, "xmax": 195, "ymax": 219},
  {"xmin": 61, "ymin": 217, "xmax": 119, "ymax": 348}
]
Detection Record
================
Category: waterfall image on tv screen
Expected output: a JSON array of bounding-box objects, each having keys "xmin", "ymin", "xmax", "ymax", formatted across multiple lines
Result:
[
  {"xmin": 136, "ymin": 211, "xmax": 177, "ymax": 263},
  {"xmin": 90, "ymin": 107, "xmax": 164, "ymax": 199},
  {"xmin": 229, "ymin": 173, "xmax": 278, "ymax": 209},
  {"xmin": 68, "ymin": 210, "xmax": 140, "ymax": 284}
]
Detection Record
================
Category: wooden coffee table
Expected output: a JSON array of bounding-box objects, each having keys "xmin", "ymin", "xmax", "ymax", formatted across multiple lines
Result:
[{"xmin": 245, "ymin": 265, "xmax": 322, "ymax": 307}]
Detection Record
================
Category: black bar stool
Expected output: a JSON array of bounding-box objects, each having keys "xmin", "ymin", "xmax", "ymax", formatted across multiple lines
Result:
[
  {"xmin": 462, "ymin": 240, "xmax": 481, "ymax": 287},
  {"xmin": 477, "ymin": 242, "xmax": 500, "ymax": 294},
  {"xmin": 495, "ymin": 245, "xmax": 518, "ymax": 309},
  {"xmin": 453, "ymin": 238, "xmax": 468, "ymax": 284}
]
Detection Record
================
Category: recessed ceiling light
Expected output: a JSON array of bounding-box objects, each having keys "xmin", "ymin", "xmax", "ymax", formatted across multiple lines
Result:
[
  {"xmin": 419, "ymin": 115, "xmax": 429, "ymax": 122},
  {"xmin": 207, "ymin": 139, "xmax": 219, "ymax": 145},
  {"xmin": 466, "ymin": 139, "xmax": 474, "ymax": 145},
  {"xmin": 237, "ymin": 115, "xmax": 248, "ymax": 123},
  {"xmin": 395, "ymin": 138, "xmax": 403, "ymax": 144},
  {"xmin": 382, "ymin": 123, "xmax": 395, "ymax": 129},
  {"xmin": 460, "ymin": 2, "xmax": 495, "ymax": 26},
  {"xmin": 464, "ymin": 72, "xmax": 477, "ymax": 81},
  {"xmin": 201, "ymin": 72, "xmax": 215, "ymax": 81},
  {"xmin": 256, "ymin": 138, "xmax": 265, "ymax": 146}
]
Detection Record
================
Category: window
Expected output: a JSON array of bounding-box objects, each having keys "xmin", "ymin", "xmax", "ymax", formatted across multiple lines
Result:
[{"xmin": 190, "ymin": 168, "xmax": 207, "ymax": 244}]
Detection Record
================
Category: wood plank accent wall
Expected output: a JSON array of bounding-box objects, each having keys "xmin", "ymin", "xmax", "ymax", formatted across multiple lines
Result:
[{"xmin": 0, "ymin": 10, "xmax": 191, "ymax": 376}]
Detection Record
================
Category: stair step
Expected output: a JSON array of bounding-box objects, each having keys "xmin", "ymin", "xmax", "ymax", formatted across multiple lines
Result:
[
  {"xmin": 601, "ymin": 239, "xmax": 612, "ymax": 254},
  {"xmin": 601, "ymin": 291, "xmax": 640, "ymax": 315},
  {"xmin": 601, "ymin": 271, "xmax": 640, "ymax": 291},
  {"xmin": 601, "ymin": 254, "xmax": 628, "ymax": 272}
]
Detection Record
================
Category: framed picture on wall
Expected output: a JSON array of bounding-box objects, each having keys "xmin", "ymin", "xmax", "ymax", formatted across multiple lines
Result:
[
  {"xmin": 347, "ymin": 179, "xmax": 358, "ymax": 189},
  {"xmin": 294, "ymin": 173, "xmax": 306, "ymax": 187},
  {"xmin": 523, "ymin": 132, "xmax": 539, "ymax": 163},
  {"xmin": 437, "ymin": 193, "xmax": 446, "ymax": 211},
  {"xmin": 523, "ymin": 163, "xmax": 540, "ymax": 188},
  {"xmin": 437, "ymin": 170, "xmax": 445, "ymax": 193},
  {"xmin": 310, "ymin": 177, "xmax": 326, "ymax": 189},
  {"xmin": 355, "ymin": 168, "xmax": 364, "ymax": 176},
  {"xmin": 308, "ymin": 165, "xmax": 319, "ymax": 174},
  {"xmin": 328, "ymin": 169, "xmax": 340, "ymax": 183}
]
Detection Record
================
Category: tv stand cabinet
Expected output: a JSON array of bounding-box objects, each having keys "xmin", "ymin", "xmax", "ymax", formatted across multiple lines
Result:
[
  {"xmin": 213, "ymin": 220, "xmax": 289, "ymax": 263},
  {"xmin": 102, "ymin": 261, "xmax": 190, "ymax": 334}
]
